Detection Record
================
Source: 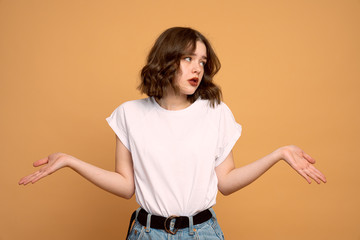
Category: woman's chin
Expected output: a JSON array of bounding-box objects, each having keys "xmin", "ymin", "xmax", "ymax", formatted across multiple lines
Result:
[{"xmin": 183, "ymin": 88, "xmax": 198, "ymax": 96}]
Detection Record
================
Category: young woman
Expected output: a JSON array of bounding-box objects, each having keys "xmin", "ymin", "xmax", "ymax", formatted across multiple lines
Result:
[{"xmin": 19, "ymin": 27, "xmax": 327, "ymax": 240}]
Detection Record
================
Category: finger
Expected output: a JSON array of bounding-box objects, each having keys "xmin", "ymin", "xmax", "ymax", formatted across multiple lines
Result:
[
  {"xmin": 304, "ymin": 168, "xmax": 322, "ymax": 184},
  {"xmin": 298, "ymin": 169, "xmax": 312, "ymax": 184},
  {"xmin": 19, "ymin": 171, "xmax": 39, "ymax": 184},
  {"xmin": 309, "ymin": 165, "xmax": 327, "ymax": 183},
  {"xmin": 18, "ymin": 175, "xmax": 29, "ymax": 185},
  {"xmin": 18, "ymin": 177, "xmax": 27, "ymax": 185},
  {"xmin": 303, "ymin": 152, "xmax": 315, "ymax": 164},
  {"xmin": 19, "ymin": 171, "xmax": 40, "ymax": 185},
  {"xmin": 31, "ymin": 171, "xmax": 48, "ymax": 184},
  {"xmin": 33, "ymin": 157, "xmax": 49, "ymax": 167},
  {"xmin": 31, "ymin": 165, "xmax": 56, "ymax": 183},
  {"xmin": 307, "ymin": 164, "xmax": 326, "ymax": 181},
  {"xmin": 26, "ymin": 171, "xmax": 44, "ymax": 184}
]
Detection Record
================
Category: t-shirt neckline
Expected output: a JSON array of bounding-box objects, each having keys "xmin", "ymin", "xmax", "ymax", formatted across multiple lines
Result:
[{"xmin": 151, "ymin": 96, "xmax": 200, "ymax": 114}]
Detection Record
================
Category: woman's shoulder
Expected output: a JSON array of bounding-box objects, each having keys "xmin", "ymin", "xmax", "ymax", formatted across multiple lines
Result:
[
  {"xmin": 119, "ymin": 97, "xmax": 153, "ymax": 109},
  {"xmin": 109, "ymin": 97, "xmax": 155, "ymax": 120},
  {"xmin": 197, "ymin": 98, "xmax": 230, "ymax": 112}
]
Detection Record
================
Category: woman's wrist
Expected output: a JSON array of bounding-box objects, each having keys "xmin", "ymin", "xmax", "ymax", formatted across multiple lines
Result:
[
  {"xmin": 274, "ymin": 145, "xmax": 299, "ymax": 164},
  {"xmin": 272, "ymin": 147, "xmax": 286, "ymax": 163},
  {"xmin": 56, "ymin": 153, "xmax": 77, "ymax": 169}
]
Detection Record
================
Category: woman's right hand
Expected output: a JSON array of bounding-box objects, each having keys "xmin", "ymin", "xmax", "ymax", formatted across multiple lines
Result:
[
  {"xmin": 18, "ymin": 138, "xmax": 135, "ymax": 198},
  {"xmin": 18, "ymin": 153, "xmax": 73, "ymax": 185}
]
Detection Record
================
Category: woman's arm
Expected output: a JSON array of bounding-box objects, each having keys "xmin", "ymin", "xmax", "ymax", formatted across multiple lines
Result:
[
  {"xmin": 215, "ymin": 145, "xmax": 327, "ymax": 196},
  {"xmin": 18, "ymin": 136, "xmax": 135, "ymax": 199}
]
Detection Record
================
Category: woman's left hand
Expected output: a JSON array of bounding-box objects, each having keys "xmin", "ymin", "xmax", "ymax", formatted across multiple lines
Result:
[{"xmin": 278, "ymin": 145, "xmax": 327, "ymax": 184}]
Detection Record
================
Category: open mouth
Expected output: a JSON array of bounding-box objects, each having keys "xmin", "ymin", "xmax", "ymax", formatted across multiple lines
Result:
[{"xmin": 188, "ymin": 77, "xmax": 199, "ymax": 86}]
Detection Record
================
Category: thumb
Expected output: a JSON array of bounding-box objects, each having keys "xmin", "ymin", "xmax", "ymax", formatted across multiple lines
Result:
[
  {"xmin": 303, "ymin": 152, "xmax": 316, "ymax": 164},
  {"xmin": 33, "ymin": 157, "xmax": 49, "ymax": 167}
]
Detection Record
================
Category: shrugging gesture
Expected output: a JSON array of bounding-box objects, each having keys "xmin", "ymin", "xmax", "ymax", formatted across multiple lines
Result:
[
  {"xmin": 19, "ymin": 137, "xmax": 135, "ymax": 199},
  {"xmin": 18, "ymin": 153, "xmax": 69, "ymax": 185},
  {"xmin": 280, "ymin": 145, "xmax": 326, "ymax": 184},
  {"xmin": 216, "ymin": 145, "xmax": 326, "ymax": 196}
]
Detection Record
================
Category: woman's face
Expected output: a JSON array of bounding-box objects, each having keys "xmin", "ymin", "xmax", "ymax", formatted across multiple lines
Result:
[{"xmin": 173, "ymin": 41, "xmax": 207, "ymax": 96}]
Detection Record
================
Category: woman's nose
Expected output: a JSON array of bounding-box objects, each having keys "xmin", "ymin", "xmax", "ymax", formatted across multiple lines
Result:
[{"xmin": 192, "ymin": 62, "xmax": 201, "ymax": 73}]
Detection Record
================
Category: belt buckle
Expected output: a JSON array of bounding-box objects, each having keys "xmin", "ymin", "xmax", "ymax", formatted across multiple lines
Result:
[{"xmin": 164, "ymin": 215, "xmax": 179, "ymax": 235}]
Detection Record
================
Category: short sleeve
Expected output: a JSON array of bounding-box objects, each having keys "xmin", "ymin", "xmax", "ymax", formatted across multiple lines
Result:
[
  {"xmin": 106, "ymin": 104, "xmax": 130, "ymax": 151},
  {"xmin": 215, "ymin": 103, "xmax": 242, "ymax": 167}
]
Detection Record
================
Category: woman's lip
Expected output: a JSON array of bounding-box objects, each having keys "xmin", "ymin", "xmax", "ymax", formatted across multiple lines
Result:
[{"xmin": 188, "ymin": 78, "xmax": 199, "ymax": 86}]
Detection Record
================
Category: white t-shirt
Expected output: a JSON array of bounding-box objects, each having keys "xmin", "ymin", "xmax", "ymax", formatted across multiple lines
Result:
[{"xmin": 106, "ymin": 97, "xmax": 241, "ymax": 217}]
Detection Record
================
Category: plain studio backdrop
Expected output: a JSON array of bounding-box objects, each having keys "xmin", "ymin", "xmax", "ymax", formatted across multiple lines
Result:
[{"xmin": 1, "ymin": 0, "xmax": 359, "ymax": 239}]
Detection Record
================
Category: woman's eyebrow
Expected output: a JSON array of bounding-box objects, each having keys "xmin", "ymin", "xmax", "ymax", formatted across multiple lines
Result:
[{"xmin": 188, "ymin": 53, "xmax": 207, "ymax": 60}]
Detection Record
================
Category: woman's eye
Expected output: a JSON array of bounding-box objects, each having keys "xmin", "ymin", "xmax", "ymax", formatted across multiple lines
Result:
[
  {"xmin": 184, "ymin": 57, "xmax": 191, "ymax": 62},
  {"xmin": 200, "ymin": 61, "xmax": 206, "ymax": 67}
]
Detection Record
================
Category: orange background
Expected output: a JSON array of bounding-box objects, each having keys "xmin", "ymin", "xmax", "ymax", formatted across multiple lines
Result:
[{"xmin": 1, "ymin": 0, "xmax": 359, "ymax": 239}]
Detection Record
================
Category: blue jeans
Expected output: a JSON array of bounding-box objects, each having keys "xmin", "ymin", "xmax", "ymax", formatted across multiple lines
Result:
[{"xmin": 127, "ymin": 208, "xmax": 225, "ymax": 240}]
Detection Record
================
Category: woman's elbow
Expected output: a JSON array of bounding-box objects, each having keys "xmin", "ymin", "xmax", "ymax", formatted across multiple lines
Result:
[
  {"xmin": 220, "ymin": 189, "xmax": 232, "ymax": 196},
  {"xmin": 122, "ymin": 190, "xmax": 135, "ymax": 199},
  {"xmin": 218, "ymin": 183, "xmax": 233, "ymax": 196},
  {"xmin": 116, "ymin": 179, "xmax": 135, "ymax": 199},
  {"xmin": 123, "ymin": 183, "xmax": 135, "ymax": 199}
]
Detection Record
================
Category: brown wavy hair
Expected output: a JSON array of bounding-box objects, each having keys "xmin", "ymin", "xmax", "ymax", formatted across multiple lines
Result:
[{"xmin": 138, "ymin": 27, "xmax": 222, "ymax": 107}]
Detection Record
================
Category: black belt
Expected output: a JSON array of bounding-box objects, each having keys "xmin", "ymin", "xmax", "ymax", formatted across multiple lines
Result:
[{"xmin": 126, "ymin": 208, "xmax": 212, "ymax": 238}]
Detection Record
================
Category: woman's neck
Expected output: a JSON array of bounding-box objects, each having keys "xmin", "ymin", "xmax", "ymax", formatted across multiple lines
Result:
[{"xmin": 156, "ymin": 88, "xmax": 190, "ymax": 110}]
